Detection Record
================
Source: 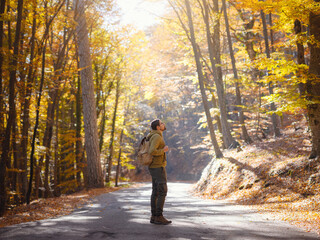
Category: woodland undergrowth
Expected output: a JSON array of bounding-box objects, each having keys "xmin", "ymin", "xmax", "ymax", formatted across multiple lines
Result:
[{"xmin": 195, "ymin": 122, "xmax": 320, "ymax": 235}]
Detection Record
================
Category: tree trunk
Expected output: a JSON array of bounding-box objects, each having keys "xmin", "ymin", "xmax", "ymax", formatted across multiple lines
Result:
[
  {"xmin": 74, "ymin": 0, "xmax": 103, "ymax": 188},
  {"xmin": 99, "ymin": 101, "xmax": 107, "ymax": 152},
  {"xmin": 106, "ymin": 78, "xmax": 121, "ymax": 183},
  {"xmin": 9, "ymin": 94, "xmax": 19, "ymax": 204},
  {"xmin": 99, "ymin": 81, "xmax": 114, "ymax": 152},
  {"xmin": 306, "ymin": 7, "xmax": 320, "ymax": 158},
  {"xmin": 203, "ymin": 0, "xmax": 239, "ymax": 148},
  {"xmin": 0, "ymin": 0, "xmax": 5, "ymax": 211},
  {"xmin": 44, "ymin": 88, "xmax": 59, "ymax": 198},
  {"xmin": 0, "ymin": 0, "xmax": 6, "ymax": 137},
  {"xmin": 185, "ymin": 0, "xmax": 223, "ymax": 158},
  {"xmin": 53, "ymin": 98, "xmax": 60, "ymax": 196},
  {"xmin": 35, "ymin": 72, "xmax": 62, "ymax": 198},
  {"xmin": 44, "ymin": 24, "xmax": 73, "ymax": 197},
  {"xmin": 115, "ymin": 101, "xmax": 130, "ymax": 187},
  {"xmin": 20, "ymin": 1, "xmax": 37, "ymax": 202},
  {"xmin": 26, "ymin": 40, "xmax": 47, "ymax": 205},
  {"xmin": 222, "ymin": 0, "xmax": 252, "ymax": 144},
  {"xmin": 242, "ymin": 16, "xmax": 259, "ymax": 80},
  {"xmin": 294, "ymin": 19, "xmax": 306, "ymax": 95},
  {"xmin": 12, "ymin": 109, "xmax": 19, "ymax": 204},
  {"xmin": 269, "ymin": 14, "xmax": 275, "ymax": 53},
  {"xmin": 6, "ymin": 1, "xmax": 11, "ymax": 50},
  {"xmin": 95, "ymin": 58, "xmax": 108, "ymax": 120},
  {"xmin": 115, "ymin": 134, "xmax": 123, "ymax": 187},
  {"xmin": 75, "ymin": 63, "xmax": 83, "ymax": 187},
  {"xmin": 203, "ymin": 72, "xmax": 225, "ymax": 148},
  {"xmin": 0, "ymin": 0, "xmax": 23, "ymax": 216},
  {"xmin": 75, "ymin": 45, "xmax": 88, "ymax": 188},
  {"xmin": 260, "ymin": 10, "xmax": 281, "ymax": 137}
]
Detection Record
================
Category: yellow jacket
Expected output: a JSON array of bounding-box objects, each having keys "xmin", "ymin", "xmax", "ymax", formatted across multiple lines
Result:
[{"xmin": 147, "ymin": 130, "xmax": 167, "ymax": 168}]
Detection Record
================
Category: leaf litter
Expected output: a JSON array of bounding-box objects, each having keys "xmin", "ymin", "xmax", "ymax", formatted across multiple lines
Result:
[
  {"xmin": 194, "ymin": 126, "xmax": 320, "ymax": 236},
  {"xmin": 0, "ymin": 184, "xmax": 141, "ymax": 228}
]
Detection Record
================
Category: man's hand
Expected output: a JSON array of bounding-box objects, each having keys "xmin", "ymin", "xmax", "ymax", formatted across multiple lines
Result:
[{"xmin": 163, "ymin": 146, "xmax": 169, "ymax": 152}]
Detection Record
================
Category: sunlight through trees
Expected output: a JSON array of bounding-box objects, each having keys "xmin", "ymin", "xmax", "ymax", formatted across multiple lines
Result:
[{"xmin": 0, "ymin": 0, "xmax": 319, "ymax": 217}]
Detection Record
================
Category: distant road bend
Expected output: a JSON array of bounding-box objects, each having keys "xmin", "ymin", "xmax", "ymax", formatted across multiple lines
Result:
[{"xmin": 0, "ymin": 183, "xmax": 318, "ymax": 240}]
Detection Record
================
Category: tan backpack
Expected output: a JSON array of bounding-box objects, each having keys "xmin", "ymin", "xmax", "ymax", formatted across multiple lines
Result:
[{"xmin": 137, "ymin": 136, "xmax": 153, "ymax": 166}]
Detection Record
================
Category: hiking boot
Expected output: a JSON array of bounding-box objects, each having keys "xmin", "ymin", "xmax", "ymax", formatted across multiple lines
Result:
[
  {"xmin": 150, "ymin": 216, "xmax": 155, "ymax": 224},
  {"xmin": 154, "ymin": 215, "xmax": 172, "ymax": 225}
]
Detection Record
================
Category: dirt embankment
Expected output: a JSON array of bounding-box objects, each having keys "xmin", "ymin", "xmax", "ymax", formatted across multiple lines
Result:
[{"xmin": 194, "ymin": 128, "xmax": 320, "ymax": 235}]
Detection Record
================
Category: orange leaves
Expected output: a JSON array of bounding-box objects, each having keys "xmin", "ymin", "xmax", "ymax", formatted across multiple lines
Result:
[
  {"xmin": 194, "ymin": 125, "xmax": 320, "ymax": 236},
  {"xmin": 0, "ymin": 186, "xmax": 125, "ymax": 228}
]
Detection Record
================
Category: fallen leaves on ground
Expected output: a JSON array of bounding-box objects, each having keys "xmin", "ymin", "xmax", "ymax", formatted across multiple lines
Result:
[
  {"xmin": 0, "ymin": 184, "xmax": 141, "ymax": 228},
  {"xmin": 194, "ymin": 125, "xmax": 320, "ymax": 236}
]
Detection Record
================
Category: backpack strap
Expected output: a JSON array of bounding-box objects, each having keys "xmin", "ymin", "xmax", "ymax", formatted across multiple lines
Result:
[{"xmin": 148, "ymin": 133, "xmax": 160, "ymax": 141}]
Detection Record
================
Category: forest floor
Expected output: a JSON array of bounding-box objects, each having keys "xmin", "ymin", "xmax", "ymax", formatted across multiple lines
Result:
[
  {"xmin": 195, "ymin": 122, "xmax": 320, "ymax": 236},
  {"xmin": 0, "ymin": 184, "xmax": 141, "ymax": 228}
]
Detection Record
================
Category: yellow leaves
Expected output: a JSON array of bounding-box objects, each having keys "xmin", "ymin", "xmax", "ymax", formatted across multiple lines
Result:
[
  {"xmin": 308, "ymin": 35, "xmax": 320, "ymax": 48},
  {"xmin": 254, "ymin": 53, "xmax": 301, "ymax": 78},
  {"xmin": 144, "ymin": 91, "xmax": 154, "ymax": 100},
  {"xmin": 252, "ymin": 53, "xmax": 309, "ymax": 114},
  {"xmin": 233, "ymin": 0, "xmax": 318, "ymax": 34}
]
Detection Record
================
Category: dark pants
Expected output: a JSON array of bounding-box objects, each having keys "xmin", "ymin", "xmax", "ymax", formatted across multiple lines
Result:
[{"xmin": 148, "ymin": 167, "xmax": 167, "ymax": 217}]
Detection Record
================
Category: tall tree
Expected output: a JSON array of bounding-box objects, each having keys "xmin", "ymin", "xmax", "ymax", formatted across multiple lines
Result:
[
  {"xmin": 185, "ymin": 0, "xmax": 223, "ymax": 158},
  {"xmin": 26, "ymin": 38, "xmax": 47, "ymax": 204},
  {"xmin": 115, "ymin": 99, "xmax": 130, "ymax": 187},
  {"xmin": 294, "ymin": 19, "xmax": 306, "ymax": 96},
  {"xmin": 74, "ymin": 0, "xmax": 103, "ymax": 188},
  {"xmin": 75, "ymin": 56, "xmax": 84, "ymax": 187},
  {"xmin": 306, "ymin": 3, "xmax": 320, "ymax": 158},
  {"xmin": 0, "ymin": 0, "xmax": 23, "ymax": 216},
  {"xmin": 202, "ymin": 0, "xmax": 239, "ymax": 148},
  {"xmin": 20, "ymin": 0, "xmax": 37, "ymax": 202},
  {"xmin": 0, "ymin": 0, "xmax": 5, "ymax": 135},
  {"xmin": 106, "ymin": 76, "xmax": 121, "ymax": 183},
  {"xmin": 35, "ymin": 24, "xmax": 73, "ymax": 198},
  {"xmin": 222, "ymin": 0, "xmax": 252, "ymax": 144},
  {"xmin": 0, "ymin": 0, "xmax": 5, "ymax": 210},
  {"xmin": 260, "ymin": 10, "xmax": 281, "ymax": 137}
]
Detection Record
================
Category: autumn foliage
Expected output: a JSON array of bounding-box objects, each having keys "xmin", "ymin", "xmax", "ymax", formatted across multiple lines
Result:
[{"xmin": 0, "ymin": 0, "xmax": 319, "ymax": 235}]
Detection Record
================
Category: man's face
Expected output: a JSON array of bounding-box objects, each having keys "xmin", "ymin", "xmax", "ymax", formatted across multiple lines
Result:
[{"xmin": 158, "ymin": 120, "xmax": 167, "ymax": 131}]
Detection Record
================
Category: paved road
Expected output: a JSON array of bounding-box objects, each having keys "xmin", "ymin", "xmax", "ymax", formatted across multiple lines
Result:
[{"xmin": 0, "ymin": 183, "xmax": 319, "ymax": 240}]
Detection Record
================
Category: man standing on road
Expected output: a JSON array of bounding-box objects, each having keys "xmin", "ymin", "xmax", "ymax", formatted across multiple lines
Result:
[{"xmin": 147, "ymin": 119, "xmax": 172, "ymax": 225}]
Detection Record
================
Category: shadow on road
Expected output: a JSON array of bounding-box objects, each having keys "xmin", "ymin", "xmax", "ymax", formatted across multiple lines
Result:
[{"xmin": 0, "ymin": 183, "xmax": 318, "ymax": 240}]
